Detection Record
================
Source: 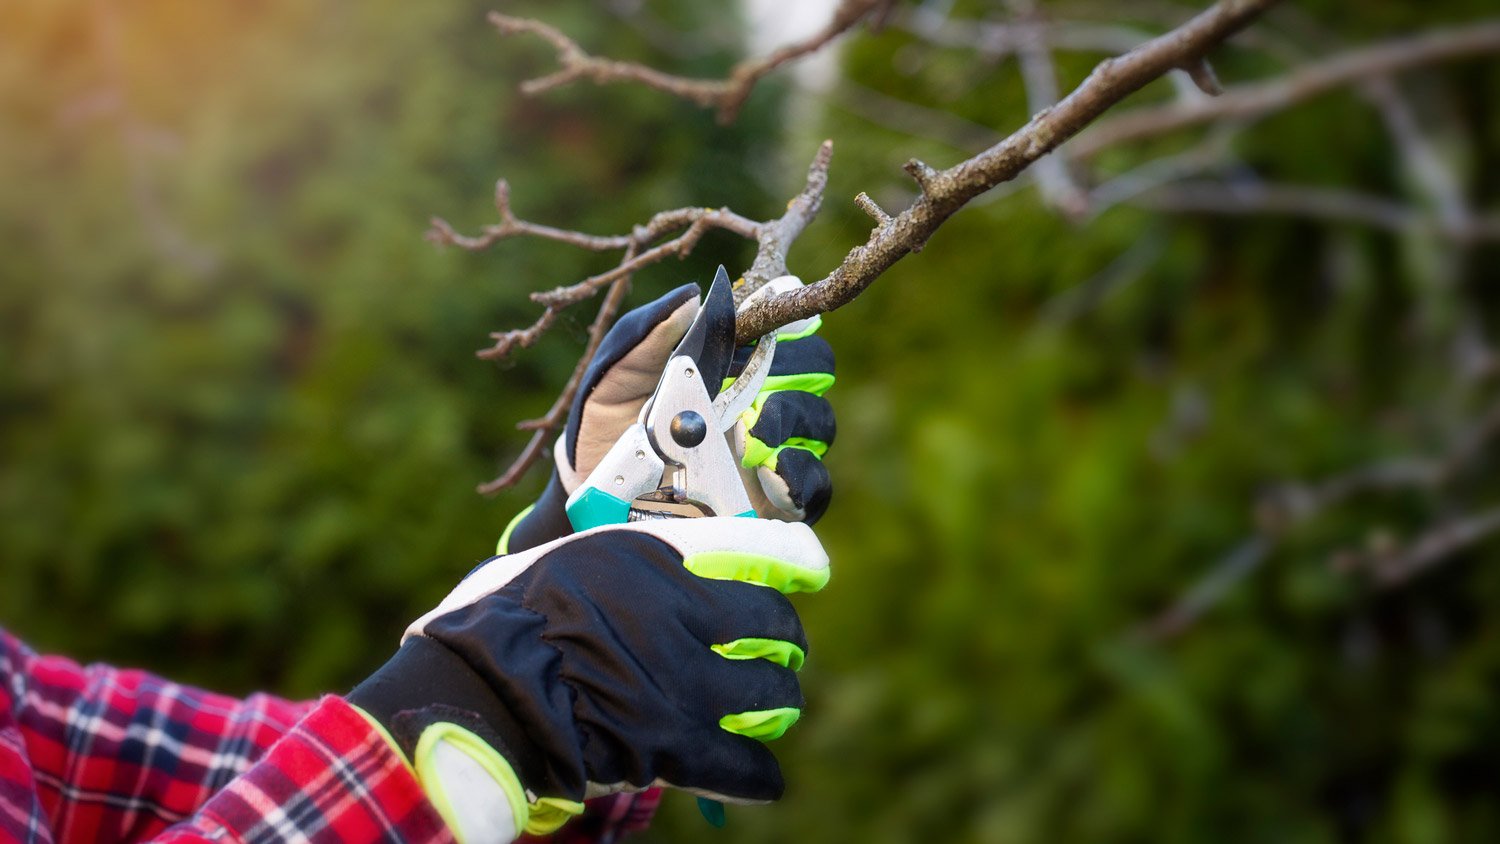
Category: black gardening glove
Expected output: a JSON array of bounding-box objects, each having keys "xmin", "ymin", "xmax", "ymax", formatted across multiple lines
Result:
[{"xmin": 349, "ymin": 518, "xmax": 829, "ymax": 842}]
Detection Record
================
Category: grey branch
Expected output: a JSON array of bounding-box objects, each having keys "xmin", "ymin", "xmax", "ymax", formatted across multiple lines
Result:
[
  {"xmin": 431, "ymin": 193, "xmax": 758, "ymax": 361},
  {"xmin": 463, "ymin": 1, "xmax": 1500, "ymax": 489},
  {"xmin": 1072, "ymin": 19, "xmax": 1500, "ymax": 160},
  {"xmin": 490, "ymin": 0, "xmax": 887, "ymax": 124},
  {"xmin": 1142, "ymin": 400, "xmax": 1500, "ymax": 640},
  {"xmin": 477, "ymin": 269, "xmax": 635, "ymax": 494},
  {"xmin": 1134, "ymin": 181, "xmax": 1500, "ymax": 242},
  {"xmin": 742, "ymin": 140, "xmax": 834, "ymax": 298},
  {"xmin": 1360, "ymin": 76, "xmax": 1471, "ymax": 232},
  {"xmin": 443, "ymin": 144, "xmax": 835, "ymax": 491},
  {"xmin": 1338, "ymin": 507, "xmax": 1500, "ymax": 587},
  {"xmin": 1010, "ymin": 3, "xmax": 1091, "ymax": 219},
  {"xmin": 734, "ymin": 0, "xmax": 1281, "ymax": 343}
]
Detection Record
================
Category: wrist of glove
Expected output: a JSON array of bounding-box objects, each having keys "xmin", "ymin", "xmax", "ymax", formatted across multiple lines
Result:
[
  {"xmin": 501, "ymin": 276, "xmax": 836, "ymax": 555},
  {"xmin": 350, "ymin": 517, "xmax": 829, "ymax": 842}
]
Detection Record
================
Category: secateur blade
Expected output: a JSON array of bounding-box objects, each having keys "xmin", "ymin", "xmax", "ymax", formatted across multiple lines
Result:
[
  {"xmin": 712, "ymin": 330, "xmax": 776, "ymax": 432},
  {"xmin": 669, "ymin": 265, "xmax": 738, "ymax": 400}
]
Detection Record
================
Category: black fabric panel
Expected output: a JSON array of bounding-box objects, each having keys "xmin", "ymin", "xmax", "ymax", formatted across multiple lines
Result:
[
  {"xmin": 728, "ymin": 334, "xmax": 834, "ymax": 379},
  {"xmin": 507, "ymin": 472, "xmax": 574, "ymax": 553},
  {"xmin": 774, "ymin": 449, "xmax": 833, "ymax": 525},
  {"xmin": 347, "ymin": 635, "xmax": 554, "ymax": 794},
  {"xmin": 707, "ymin": 650, "xmax": 805, "ymax": 715},
  {"xmin": 565, "ymin": 283, "xmax": 700, "ymax": 466},
  {"xmin": 748, "ymin": 391, "xmax": 836, "ymax": 450},
  {"xmin": 355, "ymin": 528, "xmax": 806, "ymax": 802},
  {"xmin": 422, "ymin": 598, "xmax": 587, "ymax": 798},
  {"xmin": 690, "ymin": 578, "xmax": 808, "ymax": 656}
]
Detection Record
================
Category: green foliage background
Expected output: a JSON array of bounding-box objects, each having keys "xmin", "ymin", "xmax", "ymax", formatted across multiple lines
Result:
[{"xmin": 3, "ymin": 1, "xmax": 1499, "ymax": 841}]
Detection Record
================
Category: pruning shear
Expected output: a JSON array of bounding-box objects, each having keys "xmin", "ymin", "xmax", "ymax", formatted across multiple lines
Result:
[{"xmin": 566, "ymin": 265, "xmax": 777, "ymax": 532}]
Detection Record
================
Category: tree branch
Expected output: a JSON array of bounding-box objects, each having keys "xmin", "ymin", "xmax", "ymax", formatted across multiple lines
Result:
[
  {"xmin": 1010, "ymin": 3, "xmax": 1091, "ymax": 219},
  {"xmin": 741, "ymin": 139, "xmax": 834, "ymax": 298},
  {"xmin": 1072, "ymin": 19, "xmax": 1500, "ymax": 159},
  {"xmin": 448, "ymin": 143, "xmax": 835, "ymax": 491},
  {"xmin": 1133, "ymin": 180, "xmax": 1500, "ymax": 242},
  {"xmin": 476, "ymin": 267, "xmax": 635, "ymax": 494},
  {"xmin": 1335, "ymin": 507, "xmax": 1500, "ymax": 587},
  {"xmin": 490, "ymin": 0, "xmax": 886, "ymax": 124},
  {"xmin": 1140, "ymin": 399, "xmax": 1500, "ymax": 640},
  {"xmin": 735, "ymin": 0, "xmax": 1282, "ymax": 343}
]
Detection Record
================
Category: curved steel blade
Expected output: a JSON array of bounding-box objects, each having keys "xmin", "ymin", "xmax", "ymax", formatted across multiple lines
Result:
[
  {"xmin": 712, "ymin": 331, "xmax": 776, "ymax": 431},
  {"xmin": 670, "ymin": 265, "xmax": 737, "ymax": 400}
]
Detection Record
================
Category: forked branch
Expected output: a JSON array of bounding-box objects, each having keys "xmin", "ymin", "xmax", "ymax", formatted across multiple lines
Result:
[
  {"xmin": 733, "ymin": 0, "xmax": 1282, "ymax": 342},
  {"xmin": 490, "ymin": 0, "xmax": 891, "ymax": 124}
]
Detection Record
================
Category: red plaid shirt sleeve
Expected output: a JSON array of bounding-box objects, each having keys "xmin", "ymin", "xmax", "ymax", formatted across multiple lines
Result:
[{"xmin": 0, "ymin": 628, "xmax": 660, "ymax": 843}]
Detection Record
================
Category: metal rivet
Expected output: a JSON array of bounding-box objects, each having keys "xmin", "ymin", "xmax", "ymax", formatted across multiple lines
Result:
[
  {"xmin": 635, "ymin": 450, "xmax": 645, "ymax": 460},
  {"xmin": 614, "ymin": 475, "xmax": 624, "ymax": 485},
  {"xmin": 670, "ymin": 410, "xmax": 708, "ymax": 447}
]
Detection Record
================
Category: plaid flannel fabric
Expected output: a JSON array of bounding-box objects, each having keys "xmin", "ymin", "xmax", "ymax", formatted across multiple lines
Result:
[{"xmin": 0, "ymin": 628, "xmax": 659, "ymax": 843}]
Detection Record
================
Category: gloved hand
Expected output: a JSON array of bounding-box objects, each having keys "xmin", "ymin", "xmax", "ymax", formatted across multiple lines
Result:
[
  {"xmin": 500, "ymin": 277, "xmax": 836, "ymax": 554},
  {"xmin": 728, "ymin": 276, "xmax": 836, "ymax": 524},
  {"xmin": 349, "ymin": 517, "xmax": 829, "ymax": 843}
]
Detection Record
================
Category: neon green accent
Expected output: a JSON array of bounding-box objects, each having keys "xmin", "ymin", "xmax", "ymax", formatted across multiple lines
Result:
[
  {"xmin": 742, "ymin": 431, "xmax": 773, "ymax": 469},
  {"xmin": 412, "ymin": 722, "xmax": 529, "ymax": 841},
  {"xmin": 566, "ymin": 487, "xmax": 631, "ymax": 531},
  {"xmin": 761, "ymin": 371, "xmax": 835, "ymax": 397},
  {"xmin": 720, "ymin": 372, "xmax": 836, "ymax": 401},
  {"xmin": 744, "ymin": 437, "xmax": 830, "ymax": 471},
  {"xmin": 350, "ymin": 705, "xmax": 417, "ymax": 775},
  {"xmin": 525, "ymin": 798, "xmax": 585, "ymax": 836},
  {"xmin": 497, "ymin": 503, "xmax": 535, "ymax": 555},
  {"xmin": 729, "ymin": 373, "xmax": 834, "ymax": 470},
  {"xmin": 684, "ymin": 551, "xmax": 830, "ymax": 594},
  {"xmin": 775, "ymin": 315, "xmax": 823, "ymax": 341},
  {"xmin": 712, "ymin": 637, "xmax": 806, "ymax": 671},
  {"xmin": 719, "ymin": 707, "xmax": 802, "ymax": 741}
]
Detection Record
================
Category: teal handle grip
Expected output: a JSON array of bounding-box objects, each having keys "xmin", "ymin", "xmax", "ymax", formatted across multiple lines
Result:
[
  {"xmin": 566, "ymin": 487, "xmax": 631, "ymax": 532},
  {"xmin": 697, "ymin": 797, "xmax": 726, "ymax": 827}
]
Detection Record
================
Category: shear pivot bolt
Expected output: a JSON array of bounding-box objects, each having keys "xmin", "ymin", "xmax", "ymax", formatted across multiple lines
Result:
[{"xmin": 670, "ymin": 411, "xmax": 708, "ymax": 447}]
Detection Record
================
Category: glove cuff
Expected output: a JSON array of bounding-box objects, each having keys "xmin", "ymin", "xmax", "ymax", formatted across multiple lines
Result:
[{"xmin": 348, "ymin": 637, "xmax": 556, "ymax": 797}]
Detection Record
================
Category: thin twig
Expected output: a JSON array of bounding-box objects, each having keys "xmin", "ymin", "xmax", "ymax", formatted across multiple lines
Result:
[
  {"xmin": 1360, "ymin": 76, "xmax": 1471, "ymax": 232},
  {"xmin": 1073, "ymin": 19, "xmax": 1500, "ymax": 160},
  {"xmin": 1010, "ymin": 3, "xmax": 1091, "ymax": 219},
  {"xmin": 1133, "ymin": 181, "xmax": 1500, "ymax": 242},
  {"xmin": 1136, "ymin": 536, "xmax": 1273, "ymax": 641},
  {"xmin": 429, "ymin": 179, "xmax": 636, "ymax": 252},
  {"xmin": 742, "ymin": 140, "xmax": 834, "ymax": 298},
  {"xmin": 462, "ymin": 143, "xmax": 835, "ymax": 490},
  {"xmin": 477, "ymin": 257, "xmax": 636, "ymax": 494},
  {"xmin": 490, "ymin": 0, "xmax": 885, "ymax": 124},
  {"xmin": 735, "ymin": 0, "xmax": 1283, "ymax": 342},
  {"xmin": 1337, "ymin": 507, "xmax": 1500, "ymax": 587},
  {"xmin": 1141, "ymin": 399, "xmax": 1500, "ymax": 640},
  {"xmin": 1084, "ymin": 123, "xmax": 1243, "ymax": 216},
  {"xmin": 528, "ymin": 211, "xmax": 757, "ymax": 309}
]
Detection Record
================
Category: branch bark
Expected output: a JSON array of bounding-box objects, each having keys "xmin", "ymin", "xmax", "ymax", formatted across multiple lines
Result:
[
  {"xmin": 734, "ymin": 0, "xmax": 1281, "ymax": 343},
  {"xmin": 490, "ymin": 0, "xmax": 886, "ymax": 124},
  {"xmin": 1134, "ymin": 180, "xmax": 1500, "ymax": 242},
  {"xmin": 1072, "ymin": 19, "xmax": 1500, "ymax": 159}
]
